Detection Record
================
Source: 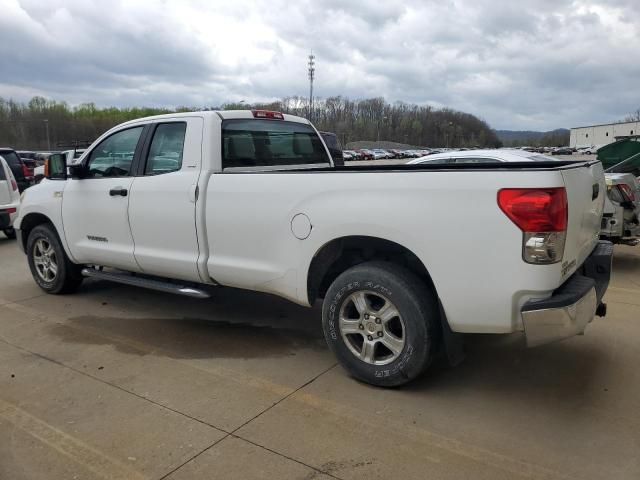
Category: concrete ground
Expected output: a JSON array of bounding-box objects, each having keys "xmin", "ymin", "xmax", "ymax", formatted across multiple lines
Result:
[{"xmin": 1, "ymin": 235, "xmax": 639, "ymax": 480}]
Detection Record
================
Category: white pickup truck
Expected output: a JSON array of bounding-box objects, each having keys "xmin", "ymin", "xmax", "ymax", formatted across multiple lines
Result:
[{"xmin": 15, "ymin": 110, "xmax": 612, "ymax": 386}]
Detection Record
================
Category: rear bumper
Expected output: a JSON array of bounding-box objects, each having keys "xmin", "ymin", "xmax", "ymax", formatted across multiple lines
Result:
[
  {"xmin": 521, "ymin": 241, "xmax": 613, "ymax": 347},
  {"xmin": 0, "ymin": 212, "xmax": 10, "ymax": 230},
  {"xmin": 0, "ymin": 208, "xmax": 18, "ymax": 230}
]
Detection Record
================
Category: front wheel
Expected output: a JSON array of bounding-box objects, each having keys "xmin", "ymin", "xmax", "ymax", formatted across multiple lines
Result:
[
  {"xmin": 27, "ymin": 224, "xmax": 83, "ymax": 294},
  {"xmin": 322, "ymin": 261, "xmax": 439, "ymax": 387}
]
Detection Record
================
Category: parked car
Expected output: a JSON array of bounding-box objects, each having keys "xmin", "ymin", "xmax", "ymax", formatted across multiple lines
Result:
[
  {"xmin": 601, "ymin": 174, "xmax": 640, "ymax": 246},
  {"xmin": 21, "ymin": 158, "xmax": 36, "ymax": 182},
  {"xmin": 0, "ymin": 148, "xmax": 30, "ymax": 192},
  {"xmin": 18, "ymin": 151, "xmax": 38, "ymax": 163},
  {"xmin": 0, "ymin": 155, "xmax": 21, "ymax": 239},
  {"xmin": 16, "ymin": 110, "xmax": 611, "ymax": 387},
  {"xmin": 370, "ymin": 149, "xmax": 389, "ymax": 160},
  {"xmin": 342, "ymin": 150, "xmax": 360, "ymax": 161},
  {"xmin": 389, "ymin": 149, "xmax": 408, "ymax": 159},
  {"xmin": 356, "ymin": 149, "xmax": 374, "ymax": 160},
  {"xmin": 552, "ymin": 147, "xmax": 573, "ymax": 155},
  {"xmin": 578, "ymin": 146, "xmax": 598, "ymax": 155}
]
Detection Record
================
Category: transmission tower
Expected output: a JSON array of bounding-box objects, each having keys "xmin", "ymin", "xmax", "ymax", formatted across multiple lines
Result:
[{"xmin": 308, "ymin": 52, "xmax": 315, "ymax": 121}]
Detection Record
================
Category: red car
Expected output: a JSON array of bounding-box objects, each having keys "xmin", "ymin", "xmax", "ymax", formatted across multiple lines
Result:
[{"xmin": 357, "ymin": 149, "xmax": 374, "ymax": 160}]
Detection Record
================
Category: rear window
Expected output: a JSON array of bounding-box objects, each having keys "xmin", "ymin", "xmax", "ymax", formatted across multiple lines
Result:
[
  {"xmin": 222, "ymin": 119, "xmax": 329, "ymax": 169},
  {"xmin": 0, "ymin": 158, "xmax": 6, "ymax": 180}
]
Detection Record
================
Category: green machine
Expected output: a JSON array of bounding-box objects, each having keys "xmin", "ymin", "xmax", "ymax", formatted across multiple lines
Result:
[{"xmin": 597, "ymin": 137, "xmax": 640, "ymax": 171}]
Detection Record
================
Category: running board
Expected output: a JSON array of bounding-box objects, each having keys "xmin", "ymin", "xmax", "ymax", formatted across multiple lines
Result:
[{"xmin": 81, "ymin": 268, "xmax": 210, "ymax": 299}]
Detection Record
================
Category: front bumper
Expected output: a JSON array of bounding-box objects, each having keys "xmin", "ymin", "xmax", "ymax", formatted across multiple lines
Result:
[{"xmin": 521, "ymin": 241, "xmax": 613, "ymax": 347}]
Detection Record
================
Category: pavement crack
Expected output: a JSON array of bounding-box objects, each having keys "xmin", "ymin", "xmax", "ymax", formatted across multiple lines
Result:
[
  {"xmin": 0, "ymin": 337, "xmax": 343, "ymax": 479},
  {"xmin": 229, "ymin": 362, "xmax": 338, "ymax": 435},
  {"xmin": 156, "ymin": 434, "xmax": 230, "ymax": 480},
  {"xmin": 230, "ymin": 435, "xmax": 345, "ymax": 480}
]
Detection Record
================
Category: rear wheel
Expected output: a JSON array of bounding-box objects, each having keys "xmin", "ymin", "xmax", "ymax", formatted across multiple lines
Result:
[
  {"xmin": 27, "ymin": 224, "xmax": 83, "ymax": 294},
  {"xmin": 322, "ymin": 261, "xmax": 439, "ymax": 387},
  {"xmin": 3, "ymin": 228, "xmax": 16, "ymax": 239}
]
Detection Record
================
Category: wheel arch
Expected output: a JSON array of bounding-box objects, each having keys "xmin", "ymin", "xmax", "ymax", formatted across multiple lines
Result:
[
  {"xmin": 18, "ymin": 212, "xmax": 55, "ymax": 251},
  {"xmin": 307, "ymin": 235, "xmax": 465, "ymax": 367},
  {"xmin": 306, "ymin": 235, "xmax": 438, "ymax": 304}
]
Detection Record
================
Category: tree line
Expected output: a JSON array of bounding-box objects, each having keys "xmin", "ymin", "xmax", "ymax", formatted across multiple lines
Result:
[
  {"xmin": 499, "ymin": 130, "xmax": 570, "ymax": 148},
  {"xmin": 0, "ymin": 95, "xmax": 501, "ymax": 150}
]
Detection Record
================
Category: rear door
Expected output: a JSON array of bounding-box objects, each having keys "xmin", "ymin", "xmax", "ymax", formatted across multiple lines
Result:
[
  {"xmin": 127, "ymin": 117, "xmax": 203, "ymax": 282},
  {"xmin": 561, "ymin": 161, "xmax": 606, "ymax": 273}
]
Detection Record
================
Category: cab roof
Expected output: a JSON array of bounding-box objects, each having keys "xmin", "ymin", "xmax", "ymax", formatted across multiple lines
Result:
[{"xmin": 117, "ymin": 110, "xmax": 310, "ymax": 128}]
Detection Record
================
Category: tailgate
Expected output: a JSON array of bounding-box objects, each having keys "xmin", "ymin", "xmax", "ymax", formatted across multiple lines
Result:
[{"xmin": 561, "ymin": 161, "xmax": 606, "ymax": 274}]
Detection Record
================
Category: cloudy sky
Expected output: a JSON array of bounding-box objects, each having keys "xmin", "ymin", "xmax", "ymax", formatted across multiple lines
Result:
[{"xmin": 1, "ymin": 0, "xmax": 638, "ymax": 130}]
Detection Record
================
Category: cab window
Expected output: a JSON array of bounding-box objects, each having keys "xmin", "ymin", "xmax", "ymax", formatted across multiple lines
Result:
[
  {"xmin": 222, "ymin": 119, "xmax": 329, "ymax": 169},
  {"xmin": 86, "ymin": 126, "xmax": 144, "ymax": 178},
  {"xmin": 145, "ymin": 123, "xmax": 187, "ymax": 175}
]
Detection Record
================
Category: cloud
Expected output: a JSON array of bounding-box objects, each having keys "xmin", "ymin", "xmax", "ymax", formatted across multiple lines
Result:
[{"xmin": 0, "ymin": 0, "xmax": 638, "ymax": 129}]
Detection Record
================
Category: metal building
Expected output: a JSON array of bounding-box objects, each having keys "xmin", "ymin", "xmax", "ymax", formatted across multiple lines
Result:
[{"xmin": 570, "ymin": 120, "xmax": 640, "ymax": 149}]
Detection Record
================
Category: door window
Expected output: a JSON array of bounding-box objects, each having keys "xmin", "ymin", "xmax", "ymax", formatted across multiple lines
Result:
[
  {"xmin": 145, "ymin": 123, "xmax": 187, "ymax": 175},
  {"xmin": 86, "ymin": 126, "xmax": 144, "ymax": 178}
]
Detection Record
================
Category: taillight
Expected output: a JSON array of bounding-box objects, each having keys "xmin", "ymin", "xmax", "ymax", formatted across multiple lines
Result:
[
  {"xmin": 619, "ymin": 184, "xmax": 636, "ymax": 202},
  {"xmin": 252, "ymin": 110, "xmax": 284, "ymax": 120},
  {"xmin": 498, "ymin": 188, "xmax": 568, "ymax": 264},
  {"xmin": 11, "ymin": 179, "xmax": 18, "ymax": 191}
]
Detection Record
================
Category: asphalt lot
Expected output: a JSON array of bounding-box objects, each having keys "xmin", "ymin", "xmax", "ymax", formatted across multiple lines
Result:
[{"xmin": 1, "ymin": 235, "xmax": 639, "ymax": 480}]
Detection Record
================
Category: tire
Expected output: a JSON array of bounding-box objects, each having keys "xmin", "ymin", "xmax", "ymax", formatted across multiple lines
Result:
[
  {"xmin": 322, "ymin": 261, "xmax": 439, "ymax": 387},
  {"xmin": 3, "ymin": 228, "xmax": 16, "ymax": 239},
  {"xmin": 27, "ymin": 224, "xmax": 83, "ymax": 294}
]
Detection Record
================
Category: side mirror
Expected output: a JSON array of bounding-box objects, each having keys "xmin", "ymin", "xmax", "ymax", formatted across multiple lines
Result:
[
  {"xmin": 68, "ymin": 163, "xmax": 89, "ymax": 179},
  {"xmin": 45, "ymin": 154, "xmax": 67, "ymax": 180}
]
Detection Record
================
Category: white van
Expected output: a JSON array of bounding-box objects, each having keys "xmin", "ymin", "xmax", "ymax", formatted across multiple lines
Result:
[{"xmin": 0, "ymin": 155, "xmax": 21, "ymax": 239}]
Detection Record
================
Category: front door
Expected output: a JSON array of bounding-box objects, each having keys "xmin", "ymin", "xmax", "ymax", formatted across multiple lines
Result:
[{"xmin": 62, "ymin": 125, "xmax": 146, "ymax": 272}]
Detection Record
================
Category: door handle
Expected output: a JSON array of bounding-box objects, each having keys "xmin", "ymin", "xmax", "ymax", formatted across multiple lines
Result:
[{"xmin": 109, "ymin": 187, "xmax": 128, "ymax": 197}]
